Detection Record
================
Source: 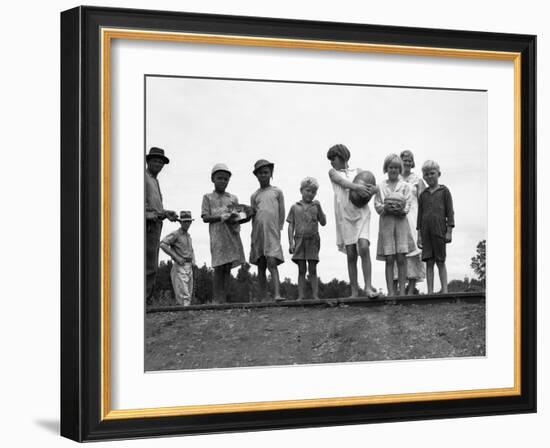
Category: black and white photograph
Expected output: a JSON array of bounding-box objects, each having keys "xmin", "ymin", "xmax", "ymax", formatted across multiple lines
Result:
[{"xmin": 144, "ymin": 75, "xmax": 487, "ymax": 372}]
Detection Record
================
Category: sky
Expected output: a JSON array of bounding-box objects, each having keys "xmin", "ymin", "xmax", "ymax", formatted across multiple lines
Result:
[{"xmin": 146, "ymin": 75, "xmax": 487, "ymax": 293}]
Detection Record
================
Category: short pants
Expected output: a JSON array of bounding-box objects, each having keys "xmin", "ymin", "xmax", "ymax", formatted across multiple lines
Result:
[
  {"xmin": 421, "ymin": 231, "xmax": 447, "ymax": 262},
  {"xmin": 292, "ymin": 233, "xmax": 320, "ymax": 263}
]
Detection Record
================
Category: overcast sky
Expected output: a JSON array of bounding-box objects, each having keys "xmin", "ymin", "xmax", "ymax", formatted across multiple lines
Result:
[{"xmin": 146, "ymin": 76, "xmax": 487, "ymax": 293}]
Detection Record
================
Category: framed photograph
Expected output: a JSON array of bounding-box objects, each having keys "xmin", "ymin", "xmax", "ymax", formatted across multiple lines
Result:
[{"xmin": 60, "ymin": 6, "xmax": 536, "ymax": 442}]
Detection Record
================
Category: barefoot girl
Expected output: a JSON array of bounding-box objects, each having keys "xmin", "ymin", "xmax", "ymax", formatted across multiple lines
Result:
[
  {"xmin": 250, "ymin": 159, "xmax": 285, "ymax": 301},
  {"xmin": 374, "ymin": 154, "xmax": 416, "ymax": 296},
  {"xmin": 327, "ymin": 144, "xmax": 378, "ymax": 298},
  {"xmin": 201, "ymin": 163, "xmax": 248, "ymax": 303}
]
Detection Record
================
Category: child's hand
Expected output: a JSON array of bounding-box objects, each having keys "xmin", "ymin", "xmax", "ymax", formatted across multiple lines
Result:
[
  {"xmin": 289, "ymin": 242, "xmax": 295, "ymax": 254},
  {"xmin": 364, "ymin": 184, "xmax": 377, "ymax": 196},
  {"xmin": 174, "ymin": 256, "xmax": 185, "ymax": 265},
  {"xmin": 220, "ymin": 212, "xmax": 231, "ymax": 222},
  {"xmin": 445, "ymin": 230, "xmax": 453, "ymax": 243},
  {"xmin": 352, "ymin": 184, "xmax": 370, "ymax": 197},
  {"xmin": 417, "ymin": 234, "xmax": 423, "ymax": 249}
]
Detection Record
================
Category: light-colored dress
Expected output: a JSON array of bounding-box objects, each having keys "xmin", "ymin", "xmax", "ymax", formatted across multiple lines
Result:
[
  {"xmin": 250, "ymin": 186, "xmax": 285, "ymax": 265},
  {"xmin": 201, "ymin": 191, "xmax": 246, "ymax": 268},
  {"xmin": 329, "ymin": 167, "xmax": 371, "ymax": 253},
  {"xmin": 400, "ymin": 172, "xmax": 425, "ymax": 280},
  {"xmin": 374, "ymin": 179, "xmax": 416, "ymax": 260}
]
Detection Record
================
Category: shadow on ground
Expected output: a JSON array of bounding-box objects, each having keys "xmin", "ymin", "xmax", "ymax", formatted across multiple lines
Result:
[{"xmin": 34, "ymin": 419, "xmax": 59, "ymax": 435}]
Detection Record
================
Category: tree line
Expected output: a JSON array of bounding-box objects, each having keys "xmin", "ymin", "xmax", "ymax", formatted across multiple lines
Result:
[
  {"xmin": 148, "ymin": 261, "xmax": 352, "ymax": 307},
  {"xmin": 147, "ymin": 239, "xmax": 486, "ymax": 307}
]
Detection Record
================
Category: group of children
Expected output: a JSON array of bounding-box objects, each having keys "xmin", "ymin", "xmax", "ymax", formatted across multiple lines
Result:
[{"xmin": 160, "ymin": 144, "xmax": 454, "ymax": 305}]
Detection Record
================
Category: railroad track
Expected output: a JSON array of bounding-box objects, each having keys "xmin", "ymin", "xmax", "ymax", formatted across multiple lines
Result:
[{"xmin": 147, "ymin": 291, "xmax": 485, "ymax": 313}]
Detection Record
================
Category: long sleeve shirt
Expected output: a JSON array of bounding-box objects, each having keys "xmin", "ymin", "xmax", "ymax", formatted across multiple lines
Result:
[{"xmin": 417, "ymin": 185, "xmax": 455, "ymax": 237}]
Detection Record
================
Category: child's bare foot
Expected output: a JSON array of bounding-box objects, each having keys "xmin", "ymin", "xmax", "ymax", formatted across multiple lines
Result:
[
  {"xmin": 311, "ymin": 296, "xmax": 319, "ymax": 300},
  {"xmin": 274, "ymin": 295, "xmax": 285, "ymax": 302},
  {"xmin": 350, "ymin": 288, "xmax": 359, "ymax": 298}
]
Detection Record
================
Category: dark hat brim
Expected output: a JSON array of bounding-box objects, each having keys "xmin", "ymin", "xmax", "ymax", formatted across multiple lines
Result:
[
  {"xmin": 253, "ymin": 162, "xmax": 274, "ymax": 174},
  {"xmin": 146, "ymin": 154, "xmax": 170, "ymax": 164}
]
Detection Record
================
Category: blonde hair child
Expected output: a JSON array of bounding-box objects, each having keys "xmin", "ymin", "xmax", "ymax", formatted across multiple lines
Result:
[
  {"xmin": 287, "ymin": 177, "xmax": 327, "ymax": 300},
  {"xmin": 374, "ymin": 154, "xmax": 416, "ymax": 296},
  {"xmin": 417, "ymin": 160, "xmax": 455, "ymax": 294}
]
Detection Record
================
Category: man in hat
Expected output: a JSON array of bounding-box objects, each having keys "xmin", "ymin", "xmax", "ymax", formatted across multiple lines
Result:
[
  {"xmin": 145, "ymin": 147, "xmax": 177, "ymax": 301},
  {"xmin": 160, "ymin": 211, "xmax": 196, "ymax": 306}
]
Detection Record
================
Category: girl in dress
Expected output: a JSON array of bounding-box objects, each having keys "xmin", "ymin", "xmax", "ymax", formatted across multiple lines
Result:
[
  {"xmin": 374, "ymin": 154, "xmax": 417, "ymax": 296},
  {"xmin": 201, "ymin": 163, "xmax": 249, "ymax": 303},
  {"xmin": 327, "ymin": 144, "xmax": 379, "ymax": 298},
  {"xmin": 395, "ymin": 150, "xmax": 426, "ymax": 294},
  {"xmin": 250, "ymin": 159, "xmax": 285, "ymax": 301}
]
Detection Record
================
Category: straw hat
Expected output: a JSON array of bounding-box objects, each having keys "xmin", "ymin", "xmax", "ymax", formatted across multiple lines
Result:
[{"xmin": 177, "ymin": 210, "xmax": 194, "ymax": 222}]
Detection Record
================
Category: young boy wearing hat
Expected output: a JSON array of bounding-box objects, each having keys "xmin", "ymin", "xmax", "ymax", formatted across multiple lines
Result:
[
  {"xmin": 145, "ymin": 146, "xmax": 178, "ymax": 300},
  {"xmin": 201, "ymin": 164, "xmax": 249, "ymax": 303},
  {"xmin": 160, "ymin": 211, "xmax": 196, "ymax": 306}
]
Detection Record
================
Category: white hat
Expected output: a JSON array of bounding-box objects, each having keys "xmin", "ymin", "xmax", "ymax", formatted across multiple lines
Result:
[{"xmin": 211, "ymin": 163, "xmax": 232, "ymax": 176}]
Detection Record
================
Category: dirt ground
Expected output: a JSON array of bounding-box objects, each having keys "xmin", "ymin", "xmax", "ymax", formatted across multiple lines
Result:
[{"xmin": 145, "ymin": 300, "xmax": 485, "ymax": 371}]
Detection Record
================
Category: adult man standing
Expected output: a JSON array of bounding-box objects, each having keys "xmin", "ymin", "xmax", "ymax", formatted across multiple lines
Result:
[{"xmin": 145, "ymin": 147, "xmax": 177, "ymax": 300}]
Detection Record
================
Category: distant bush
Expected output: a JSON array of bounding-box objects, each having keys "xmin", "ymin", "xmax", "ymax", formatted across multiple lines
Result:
[
  {"xmin": 471, "ymin": 240, "xmax": 486, "ymax": 283},
  {"xmin": 448, "ymin": 277, "xmax": 485, "ymax": 293}
]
